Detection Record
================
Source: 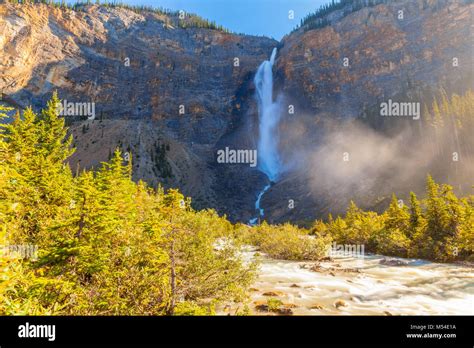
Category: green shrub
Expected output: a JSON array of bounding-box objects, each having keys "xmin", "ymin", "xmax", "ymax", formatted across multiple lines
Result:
[
  {"xmin": 243, "ymin": 222, "xmax": 331, "ymax": 261},
  {"xmin": 267, "ymin": 298, "xmax": 283, "ymax": 312}
]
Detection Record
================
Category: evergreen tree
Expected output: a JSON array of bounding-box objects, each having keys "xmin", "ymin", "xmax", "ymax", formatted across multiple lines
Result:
[
  {"xmin": 384, "ymin": 194, "xmax": 410, "ymax": 233},
  {"xmin": 408, "ymin": 192, "xmax": 424, "ymax": 236}
]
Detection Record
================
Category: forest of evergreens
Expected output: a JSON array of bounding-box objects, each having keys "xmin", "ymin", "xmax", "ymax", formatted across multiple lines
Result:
[
  {"xmin": 2, "ymin": 0, "xmax": 231, "ymax": 33},
  {"xmin": 311, "ymin": 183, "xmax": 473, "ymax": 262},
  {"xmin": 0, "ymin": 95, "xmax": 256, "ymax": 315},
  {"xmin": 296, "ymin": 0, "xmax": 391, "ymax": 32},
  {"xmin": 0, "ymin": 94, "xmax": 472, "ymax": 315}
]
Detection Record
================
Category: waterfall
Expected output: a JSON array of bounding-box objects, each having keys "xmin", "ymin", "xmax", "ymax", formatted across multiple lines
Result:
[
  {"xmin": 249, "ymin": 48, "xmax": 280, "ymax": 225},
  {"xmin": 254, "ymin": 47, "xmax": 280, "ymax": 182}
]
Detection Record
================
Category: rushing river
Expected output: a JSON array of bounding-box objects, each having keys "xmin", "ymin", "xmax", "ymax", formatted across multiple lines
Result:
[{"xmin": 233, "ymin": 249, "xmax": 474, "ymax": 315}]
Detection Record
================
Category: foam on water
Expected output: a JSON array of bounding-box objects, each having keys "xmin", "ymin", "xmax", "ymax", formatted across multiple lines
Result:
[{"xmin": 247, "ymin": 251, "xmax": 474, "ymax": 315}]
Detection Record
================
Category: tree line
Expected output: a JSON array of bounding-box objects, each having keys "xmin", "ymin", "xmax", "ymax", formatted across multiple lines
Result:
[
  {"xmin": 312, "ymin": 177, "xmax": 473, "ymax": 262},
  {"xmin": 2, "ymin": 1, "xmax": 231, "ymax": 33}
]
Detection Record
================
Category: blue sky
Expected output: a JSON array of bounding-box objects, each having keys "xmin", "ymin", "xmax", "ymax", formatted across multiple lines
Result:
[{"xmin": 85, "ymin": 0, "xmax": 332, "ymax": 40}]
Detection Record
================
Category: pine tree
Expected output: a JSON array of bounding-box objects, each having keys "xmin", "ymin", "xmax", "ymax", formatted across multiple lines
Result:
[
  {"xmin": 426, "ymin": 175, "xmax": 450, "ymax": 241},
  {"xmin": 441, "ymin": 184, "xmax": 465, "ymax": 261},
  {"xmin": 3, "ymin": 102, "xmax": 74, "ymax": 245},
  {"xmin": 345, "ymin": 200, "xmax": 361, "ymax": 223},
  {"xmin": 385, "ymin": 194, "xmax": 410, "ymax": 233},
  {"xmin": 37, "ymin": 92, "xmax": 74, "ymax": 163},
  {"xmin": 423, "ymin": 175, "xmax": 455, "ymax": 260},
  {"xmin": 408, "ymin": 192, "xmax": 424, "ymax": 236},
  {"xmin": 371, "ymin": 194, "xmax": 410, "ymax": 257}
]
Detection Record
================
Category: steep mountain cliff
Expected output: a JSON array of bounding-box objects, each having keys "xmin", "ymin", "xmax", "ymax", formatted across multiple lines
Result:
[
  {"xmin": 1, "ymin": 0, "xmax": 473, "ymax": 223},
  {"xmin": 264, "ymin": 0, "xmax": 474, "ymax": 223},
  {"xmin": 0, "ymin": 2, "xmax": 277, "ymax": 220}
]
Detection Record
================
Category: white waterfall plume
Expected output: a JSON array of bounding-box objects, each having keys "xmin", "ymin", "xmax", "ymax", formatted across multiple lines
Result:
[
  {"xmin": 254, "ymin": 47, "xmax": 281, "ymax": 182},
  {"xmin": 250, "ymin": 48, "xmax": 281, "ymax": 225}
]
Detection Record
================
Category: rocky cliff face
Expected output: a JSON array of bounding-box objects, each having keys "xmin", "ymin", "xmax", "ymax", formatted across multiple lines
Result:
[
  {"xmin": 0, "ymin": 3, "xmax": 277, "ymax": 220},
  {"xmin": 1, "ymin": 1, "xmax": 473, "ymax": 223},
  {"xmin": 276, "ymin": 0, "xmax": 473, "ymax": 119},
  {"xmin": 263, "ymin": 0, "xmax": 474, "ymax": 223}
]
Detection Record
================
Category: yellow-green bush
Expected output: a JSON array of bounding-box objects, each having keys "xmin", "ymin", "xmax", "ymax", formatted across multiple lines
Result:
[{"xmin": 242, "ymin": 222, "xmax": 331, "ymax": 261}]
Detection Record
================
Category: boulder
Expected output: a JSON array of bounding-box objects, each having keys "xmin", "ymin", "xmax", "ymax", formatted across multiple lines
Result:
[
  {"xmin": 379, "ymin": 258, "xmax": 409, "ymax": 266},
  {"xmin": 334, "ymin": 299, "xmax": 347, "ymax": 309},
  {"xmin": 262, "ymin": 291, "xmax": 285, "ymax": 297}
]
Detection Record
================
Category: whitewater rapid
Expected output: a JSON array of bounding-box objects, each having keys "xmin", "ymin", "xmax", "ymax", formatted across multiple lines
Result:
[{"xmin": 231, "ymin": 249, "xmax": 474, "ymax": 315}]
